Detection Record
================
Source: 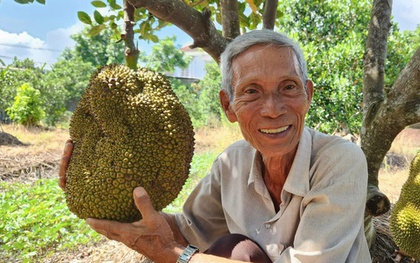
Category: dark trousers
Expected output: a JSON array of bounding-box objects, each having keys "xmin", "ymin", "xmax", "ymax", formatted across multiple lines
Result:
[{"xmin": 204, "ymin": 233, "xmax": 272, "ymax": 263}]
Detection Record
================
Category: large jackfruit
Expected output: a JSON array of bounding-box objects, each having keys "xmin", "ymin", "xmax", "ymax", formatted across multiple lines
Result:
[
  {"xmin": 65, "ymin": 64, "xmax": 195, "ymax": 223},
  {"xmin": 390, "ymin": 150, "xmax": 420, "ymax": 260}
]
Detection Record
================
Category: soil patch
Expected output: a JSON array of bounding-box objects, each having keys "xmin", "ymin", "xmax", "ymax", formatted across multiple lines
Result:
[
  {"xmin": 0, "ymin": 131, "xmax": 26, "ymax": 146},
  {"xmin": 389, "ymin": 127, "xmax": 419, "ymax": 160},
  {"xmin": 0, "ymin": 125, "xmax": 68, "ymax": 183}
]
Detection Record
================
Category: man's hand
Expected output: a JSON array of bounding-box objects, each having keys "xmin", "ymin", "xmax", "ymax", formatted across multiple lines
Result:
[
  {"xmin": 86, "ymin": 187, "xmax": 184, "ymax": 263},
  {"xmin": 59, "ymin": 139, "xmax": 73, "ymax": 191}
]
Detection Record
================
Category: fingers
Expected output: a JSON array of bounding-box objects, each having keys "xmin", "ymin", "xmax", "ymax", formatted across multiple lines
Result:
[
  {"xmin": 59, "ymin": 139, "xmax": 73, "ymax": 190},
  {"xmin": 133, "ymin": 187, "xmax": 158, "ymax": 220},
  {"xmin": 86, "ymin": 217, "xmax": 145, "ymax": 250},
  {"xmin": 86, "ymin": 218, "xmax": 127, "ymax": 241},
  {"xmin": 86, "ymin": 189, "xmax": 177, "ymax": 260},
  {"xmin": 58, "ymin": 175, "xmax": 67, "ymax": 190}
]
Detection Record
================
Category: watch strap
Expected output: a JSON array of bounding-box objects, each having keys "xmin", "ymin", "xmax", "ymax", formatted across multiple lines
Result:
[{"xmin": 176, "ymin": 244, "xmax": 199, "ymax": 263}]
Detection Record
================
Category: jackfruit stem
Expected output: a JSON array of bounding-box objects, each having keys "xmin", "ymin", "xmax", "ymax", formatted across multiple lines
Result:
[
  {"xmin": 125, "ymin": 49, "xmax": 139, "ymax": 70},
  {"xmin": 123, "ymin": 0, "xmax": 139, "ymax": 70}
]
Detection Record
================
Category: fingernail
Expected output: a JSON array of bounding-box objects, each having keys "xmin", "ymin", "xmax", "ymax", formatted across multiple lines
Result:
[
  {"xmin": 134, "ymin": 187, "xmax": 145, "ymax": 197},
  {"xmin": 64, "ymin": 145, "xmax": 71, "ymax": 152}
]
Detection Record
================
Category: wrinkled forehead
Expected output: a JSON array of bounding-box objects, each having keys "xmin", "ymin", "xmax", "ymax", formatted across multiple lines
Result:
[{"xmin": 231, "ymin": 44, "xmax": 301, "ymax": 78}]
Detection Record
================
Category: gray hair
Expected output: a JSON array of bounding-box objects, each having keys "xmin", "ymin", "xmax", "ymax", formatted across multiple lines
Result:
[{"xmin": 220, "ymin": 29, "xmax": 308, "ymax": 100}]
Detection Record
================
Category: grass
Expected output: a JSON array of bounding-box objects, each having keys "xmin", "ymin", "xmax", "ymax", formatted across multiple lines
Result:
[{"xmin": 0, "ymin": 179, "xmax": 101, "ymax": 262}]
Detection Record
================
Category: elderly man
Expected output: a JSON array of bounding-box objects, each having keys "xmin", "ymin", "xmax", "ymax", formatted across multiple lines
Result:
[{"xmin": 60, "ymin": 29, "xmax": 371, "ymax": 262}]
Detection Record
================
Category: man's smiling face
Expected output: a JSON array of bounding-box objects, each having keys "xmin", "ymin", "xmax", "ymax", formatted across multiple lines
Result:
[{"xmin": 221, "ymin": 44, "xmax": 313, "ymax": 158}]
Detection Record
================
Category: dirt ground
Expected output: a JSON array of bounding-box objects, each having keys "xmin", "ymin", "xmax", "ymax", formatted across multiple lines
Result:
[{"xmin": 1, "ymin": 124, "xmax": 419, "ymax": 262}]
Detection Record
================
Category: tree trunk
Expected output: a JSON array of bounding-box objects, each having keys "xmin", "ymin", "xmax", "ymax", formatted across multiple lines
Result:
[
  {"xmin": 362, "ymin": 0, "xmax": 420, "ymax": 247},
  {"xmin": 362, "ymin": 0, "xmax": 393, "ymax": 218}
]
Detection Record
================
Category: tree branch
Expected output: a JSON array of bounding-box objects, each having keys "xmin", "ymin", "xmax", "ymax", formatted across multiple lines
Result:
[
  {"xmin": 262, "ymin": 0, "xmax": 278, "ymax": 29},
  {"xmin": 362, "ymin": 0, "xmax": 392, "ymax": 115},
  {"xmin": 387, "ymin": 46, "xmax": 420, "ymax": 125},
  {"xmin": 122, "ymin": 0, "xmax": 140, "ymax": 69},
  {"xmin": 220, "ymin": 0, "xmax": 240, "ymax": 40},
  {"xmin": 126, "ymin": 0, "xmax": 228, "ymax": 63}
]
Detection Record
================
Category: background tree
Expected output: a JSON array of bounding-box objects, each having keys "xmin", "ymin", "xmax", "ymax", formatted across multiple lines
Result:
[
  {"xmin": 139, "ymin": 36, "xmax": 192, "ymax": 73},
  {"xmin": 71, "ymin": 27, "xmax": 125, "ymax": 67},
  {"xmin": 192, "ymin": 62, "xmax": 223, "ymax": 127},
  {"xmin": 45, "ymin": 53, "xmax": 93, "ymax": 114},
  {"xmin": 0, "ymin": 59, "xmax": 52, "ymax": 124},
  {"xmin": 0, "ymin": 66, "xmax": 20, "ymax": 121}
]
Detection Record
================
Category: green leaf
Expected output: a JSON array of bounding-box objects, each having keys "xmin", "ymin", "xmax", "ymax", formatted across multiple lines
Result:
[
  {"xmin": 134, "ymin": 8, "xmax": 148, "ymax": 21},
  {"xmin": 91, "ymin": 0, "xmax": 107, "ymax": 8},
  {"xmin": 93, "ymin": 10, "xmax": 104, "ymax": 24},
  {"xmin": 78, "ymin": 11, "xmax": 92, "ymax": 25},
  {"xmin": 110, "ymin": 2, "xmax": 122, "ymax": 9},
  {"xmin": 87, "ymin": 24, "xmax": 106, "ymax": 36},
  {"xmin": 139, "ymin": 21, "xmax": 151, "ymax": 36},
  {"xmin": 14, "ymin": 0, "xmax": 34, "ymax": 3},
  {"xmin": 117, "ymin": 10, "xmax": 124, "ymax": 19},
  {"xmin": 249, "ymin": 12, "xmax": 261, "ymax": 28},
  {"xmin": 108, "ymin": 0, "xmax": 121, "ymax": 10},
  {"xmin": 150, "ymin": 34, "xmax": 159, "ymax": 43},
  {"xmin": 35, "ymin": 0, "xmax": 46, "ymax": 4}
]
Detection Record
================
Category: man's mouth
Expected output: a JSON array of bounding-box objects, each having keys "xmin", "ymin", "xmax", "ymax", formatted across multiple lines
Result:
[{"xmin": 259, "ymin": 125, "xmax": 290, "ymax": 134}]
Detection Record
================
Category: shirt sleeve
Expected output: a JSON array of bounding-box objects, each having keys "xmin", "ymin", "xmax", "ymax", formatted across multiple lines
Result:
[
  {"xmin": 275, "ymin": 142, "xmax": 370, "ymax": 263},
  {"xmin": 174, "ymin": 158, "xmax": 230, "ymax": 251}
]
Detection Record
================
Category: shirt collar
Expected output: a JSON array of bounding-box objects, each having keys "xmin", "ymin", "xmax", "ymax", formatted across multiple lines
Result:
[
  {"xmin": 248, "ymin": 150, "xmax": 267, "ymax": 197},
  {"xmin": 283, "ymin": 127, "xmax": 312, "ymax": 196}
]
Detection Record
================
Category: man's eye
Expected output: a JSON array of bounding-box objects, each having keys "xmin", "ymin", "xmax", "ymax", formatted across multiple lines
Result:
[
  {"xmin": 284, "ymin": 85, "xmax": 296, "ymax": 90},
  {"xmin": 245, "ymin": 88, "xmax": 258, "ymax": 94}
]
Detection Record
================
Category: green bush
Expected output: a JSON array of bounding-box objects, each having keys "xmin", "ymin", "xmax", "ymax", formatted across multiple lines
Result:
[{"xmin": 6, "ymin": 83, "xmax": 45, "ymax": 126}]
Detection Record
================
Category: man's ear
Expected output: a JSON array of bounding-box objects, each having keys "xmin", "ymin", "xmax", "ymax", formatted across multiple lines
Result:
[
  {"xmin": 219, "ymin": 90, "xmax": 237, "ymax": 123},
  {"xmin": 305, "ymin": 80, "xmax": 314, "ymax": 104}
]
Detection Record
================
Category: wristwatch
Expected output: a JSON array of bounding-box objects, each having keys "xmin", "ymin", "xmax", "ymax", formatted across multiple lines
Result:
[{"xmin": 176, "ymin": 244, "xmax": 199, "ymax": 263}]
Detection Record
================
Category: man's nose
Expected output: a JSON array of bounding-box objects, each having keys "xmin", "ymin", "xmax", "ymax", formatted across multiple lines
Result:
[{"xmin": 260, "ymin": 93, "xmax": 287, "ymax": 118}]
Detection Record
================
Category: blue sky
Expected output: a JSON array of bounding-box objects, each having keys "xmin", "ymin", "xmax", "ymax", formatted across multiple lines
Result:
[{"xmin": 0, "ymin": 0, "xmax": 418, "ymax": 67}]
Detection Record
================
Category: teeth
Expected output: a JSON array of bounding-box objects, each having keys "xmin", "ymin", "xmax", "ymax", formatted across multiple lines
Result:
[{"xmin": 260, "ymin": 126, "xmax": 289, "ymax": 134}]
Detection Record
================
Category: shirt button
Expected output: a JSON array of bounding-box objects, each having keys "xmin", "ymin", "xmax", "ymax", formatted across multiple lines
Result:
[{"xmin": 265, "ymin": 223, "xmax": 270, "ymax": 229}]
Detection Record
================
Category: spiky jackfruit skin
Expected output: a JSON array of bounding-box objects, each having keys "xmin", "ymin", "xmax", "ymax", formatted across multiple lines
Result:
[
  {"xmin": 390, "ymin": 150, "xmax": 420, "ymax": 260},
  {"xmin": 65, "ymin": 64, "xmax": 195, "ymax": 223}
]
